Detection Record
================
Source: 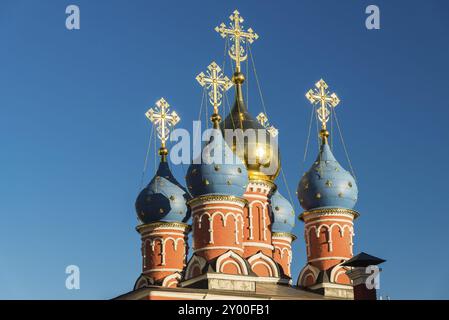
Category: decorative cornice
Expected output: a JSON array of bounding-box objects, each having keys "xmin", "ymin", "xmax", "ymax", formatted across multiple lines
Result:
[
  {"xmin": 136, "ymin": 221, "xmax": 191, "ymax": 234},
  {"xmin": 188, "ymin": 194, "xmax": 247, "ymax": 208},
  {"xmin": 272, "ymin": 232, "xmax": 297, "ymax": 241},
  {"xmin": 248, "ymin": 179, "xmax": 276, "ymax": 190},
  {"xmin": 299, "ymin": 208, "xmax": 360, "ymax": 221}
]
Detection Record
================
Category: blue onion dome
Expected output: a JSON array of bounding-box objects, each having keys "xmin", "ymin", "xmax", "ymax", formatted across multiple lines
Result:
[
  {"xmin": 270, "ymin": 191, "xmax": 295, "ymax": 233},
  {"xmin": 136, "ymin": 160, "xmax": 191, "ymax": 224},
  {"xmin": 297, "ymin": 141, "xmax": 358, "ymax": 211},
  {"xmin": 186, "ymin": 129, "xmax": 249, "ymax": 198}
]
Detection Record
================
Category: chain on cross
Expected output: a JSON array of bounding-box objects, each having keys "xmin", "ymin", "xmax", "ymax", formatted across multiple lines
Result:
[
  {"xmin": 215, "ymin": 10, "xmax": 259, "ymax": 72},
  {"xmin": 196, "ymin": 61, "xmax": 233, "ymax": 115},
  {"xmin": 145, "ymin": 98, "xmax": 180, "ymax": 148},
  {"xmin": 257, "ymin": 112, "xmax": 278, "ymax": 137},
  {"xmin": 305, "ymin": 79, "xmax": 340, "ymax": 130}
]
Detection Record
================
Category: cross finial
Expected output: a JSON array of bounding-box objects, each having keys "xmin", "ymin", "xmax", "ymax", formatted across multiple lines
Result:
[
  {"xmin": 305, "ymin": 79, "xmax": 340, "ymax": 133},
  {"xmin": 196, "ymin": 62, "xmax": 233, "ymax": 120},
  {"xmin": 257, "ymin": 112, "xmax": 278, "ymax": 137},
  {"xmin": 215, "ymin": 10, "xmax": 259, "ymax": 73},
  {"xmin": 145, "ymin": 98, "xmax": 180, "ymax": 160}
]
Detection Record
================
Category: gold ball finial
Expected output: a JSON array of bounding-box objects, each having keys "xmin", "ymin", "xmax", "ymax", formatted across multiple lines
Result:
[
  {"xmin": 211, "ymin": 113, "xmax": 222, "ymax": 128},
  {"xmin": 159, "ymin": 147, "xmax": 169, "ymax": 162},
  {"xmin": 319, "ymin": 129, "xmax": 330, "ymax": 144},
  {"xmin": 232, "ymin": 72, "xmax": 245, "ymax": 84}
]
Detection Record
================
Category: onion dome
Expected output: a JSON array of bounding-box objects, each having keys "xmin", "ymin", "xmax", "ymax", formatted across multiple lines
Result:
[
  {"xmin": 270, "ymin": 191, "xmax": 295, "ymax": 233},
  {"xmin": 220, "ymin": 73, "xmax": 281, "ymax": 182},
  {"xmin": 136, "ymin": 160, "xmax": 191, "ymax": 224},
  {"xmin": 297, "ymin": 138, "xmax": 358, "ymax": 211},
  {"xmin": 186, "ymin": 129, "xmax": 249, "ymax": 197}
]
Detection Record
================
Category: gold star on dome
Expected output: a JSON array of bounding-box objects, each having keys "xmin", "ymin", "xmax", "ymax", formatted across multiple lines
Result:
[
  {"xmin": 305, "ymin": 79, "xmax": 340, "ymax": 130},
  {"xmin": 257, "ymin": 112, "xmax": 278, "ymax": 137},
  {"xmin": 215, "ymin": 10, "xmax": 259, "ymax": 73}
]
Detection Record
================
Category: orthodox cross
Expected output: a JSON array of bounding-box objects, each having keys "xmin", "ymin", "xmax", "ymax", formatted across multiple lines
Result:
[
  {"xmin": 305, "ymin": 79, "xmax": 340, "ymax": 130},
  {"xmin": 257, "ymin": 112, "xmax": 278, "ymax": 137},
  {"xmin": 196, "ymin": 61, "xmax": 233, "ymax": 115},
  {"xmin": 215, "ymin": 10, "xmax": 259, "ymax": 73},
  {"xmin": 145, "ymin": 98, "xmax": 180, "ymax": 158}
]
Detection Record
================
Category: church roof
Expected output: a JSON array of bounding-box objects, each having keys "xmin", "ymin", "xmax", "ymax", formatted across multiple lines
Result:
[
  {"xmin": 270, "ymin": 191, "xmax": 295, "ymax": 233},
  {"xmin": 341, "ymin": 252, "xmax": 386, "ymax": 267},
  {"xmin": 297, "ymin": 142, "xmax": 358, "ymax": 211},
  {"xmin": 135, "ymin": 160, "xmax": 191, "ymax": 224},
  {"xmin": 185, "ymin": 130, "xmax": 249, "ymax": 197}
]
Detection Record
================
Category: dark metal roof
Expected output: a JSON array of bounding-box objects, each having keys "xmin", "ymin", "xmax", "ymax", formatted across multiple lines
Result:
[{"xmin": 341, "ymin": 252, "xmax": 386, "ymax": 267}]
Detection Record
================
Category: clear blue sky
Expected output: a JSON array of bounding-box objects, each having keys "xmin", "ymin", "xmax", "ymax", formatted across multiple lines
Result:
[{"xmin": 0, "ymin": 0, "xmax": 448, "ymax": 299}]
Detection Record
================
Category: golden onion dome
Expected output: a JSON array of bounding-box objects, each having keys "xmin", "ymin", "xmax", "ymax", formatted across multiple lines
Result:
[{"xmin": 220, "ymin": 72, "xmax": 280, "ymax": 182}]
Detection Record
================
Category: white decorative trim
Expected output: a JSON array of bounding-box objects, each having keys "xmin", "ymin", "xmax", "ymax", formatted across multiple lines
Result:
[
  {"xmin": 161, "ymin": 272, "xmax": 182, "ymax": 287},
  {"xmin": 193, "ymin": 246, "xmax": 244, "ymax": 253},
  {"xmin": 143, "ymin": 231, "xmax": 185, "ymax": 238},
  {"xmin": 305, "ymin": 222, "xmax": 354, "ymax": 254},
  {"xmin": 143, "ymin": 268, "xmax": 183, "ymax": 273},
  {"xmin": 247, "ymin": 252, "xmax": 279, "ymax": 278},
  {"xmin": 243, "ymin": 242, "xmax": 274, "ymax": 250},
  {"xmin": 248, "ymin": 210, "xmax": 254, "ymax": 240},
  {"xmin": 196, "ymin": 211, "xmax": 243, "ymax": 245},
  {"xmin": 145, "ymin": 236, "xmax": 185, "ymax": 266},
  {"xmin": 271, "ymin": 235, "xmax": 293, "ymax": 242},
  {"xmin": 134, "ymin": 275, "xmax": 154, "ymax": 289},
  {"xmin": 140, "ymin": 227, "xmax": 187, "ymax": 237},
  {"xmin": 308, "ymin": 256, "xmax": 349, "ymax": 263},
  {"xmin": 180, "ymin": 272, "xmax": 283, "ymax": 289},
  {"xmin": 244, "ymin": 194, "xmax": 269, "ymax": 201},
  {"xmin": 274, "ymin": 246, "xmax": 290, "ymax": 259},
  {"xmin": 216, "ymin": 251, "xmax": 249, "ymax": 275},
  {"xmin": 248, "ymin": 200, "xmax": 267, "ymax": 241},
  {"xmin": 190, "ymin": 200, "xmax": 246, "ymax": 210},
  {"xmin": 272, "ymin": 241, "xmax": 291, "ymax": 248},
  {"xmin": 193, "ymin": 205, "xmax": 245, "ymax": 213},
  {"xmin": 305, "ymin": 218, "xmax": 353, "ymax": 227},
  {"xmin": 309, "ymin": 282, "xmax": 353, "ymax": 290},
  {"xmin": 185, "ymin": 255, "xmax": 207, "ymax": 280},
  {"xmin": 298, "ymin": 264, "xmax": 320, "ymax": 287}
]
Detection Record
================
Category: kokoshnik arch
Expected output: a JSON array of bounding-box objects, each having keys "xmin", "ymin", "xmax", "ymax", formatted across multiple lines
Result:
[{"xmin": 115, "ymin": 9, "xmax": 385, "ymax": 301}]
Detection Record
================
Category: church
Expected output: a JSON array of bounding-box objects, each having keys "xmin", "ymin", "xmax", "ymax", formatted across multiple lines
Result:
[{"xmin": 115, "ymin": 9, "xmax": 384, "ymax": 301}]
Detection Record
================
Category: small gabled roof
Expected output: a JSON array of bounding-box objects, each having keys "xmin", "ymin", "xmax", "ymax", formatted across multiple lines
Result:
[{"xmin": 341, "ymin": 252, "xmax": 386, "ymax": 267}]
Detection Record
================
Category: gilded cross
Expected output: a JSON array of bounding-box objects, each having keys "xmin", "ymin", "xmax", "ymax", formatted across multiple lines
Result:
[
  {"xmin": 196, "ymin": 61, "xmax": 233, "ymax": 115},
  {"xmin": 305, "ymin": 79, "xmax": 340, "ymax": 129},
  {"xmin": 257, "ymin": 112, "xmax": 278, "ymax": 137},
  {"xmin": 145, "ymin": 98, "xmax": 180, "ymax": 149},
  {"xmin": 215, "ymin": 10, "xmax": 259, "ymax": 72}
]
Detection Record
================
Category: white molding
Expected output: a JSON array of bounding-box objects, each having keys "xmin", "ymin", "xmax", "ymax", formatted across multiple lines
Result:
[
  {"xmin": 180, "ymin": 272, "xmax": 282, "ymax": 288},
  {"xmin": 193, "ymin": 246, "xmax": 244, "ymax": 253},
  {"xmin": 303, "ymin": 211, "xmax": 355, "ymax": 221},
  {"xmin": 144, "ymin": 231, "xmax": 185, "ymax": 237},
  {"xmin": 185, "ymin": 255, "xmax": 207, "ymax": 280},
  {"xmin": 308, "ymin": 256, "xmax": 349, "ymax": 263},
  {"xmin": 247, "ymin": 252, "xmax": 279, "ymax": 278},
  {"xmin": 216, "ymin": 251, "xmax": 249, "ymax": 275},
  {"xmin": 305, "ymin": 218, "xmax": 353, "ymax": 227},
  {"xmin": 298, "ymin": 264, "xmax": 319, "ymax": 287},
  {"xmin": 190, "ymin": 200, "xmax": 246, "ymax": 210},
  {"xmin": 272, "ymin": 241, "xmax": 291, "ymax": 248},
  {"xmin": 161, "ymin": 273, "xmax": 182, "ymax": 287},
  {"xmin": 245, "ymin": 194, "xmax": 269, "ymax": 201},
  {"xmin": 243, "ymin": 242, "xmax": 274, "ymax": 250},
  {"xmin": 271, "ymin": 236, "xmax": 293, "ymax": 243},
  {"xmin": 143, "ymin": 268, "xmax": 183, "ymax": 273},
  {"xmin": 196, "ymin": 211, "xmax": 244, "ymax": 245},
  {"xmin": 309, "ymin": 282, "xmax": 353, "ymax": 290}
]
